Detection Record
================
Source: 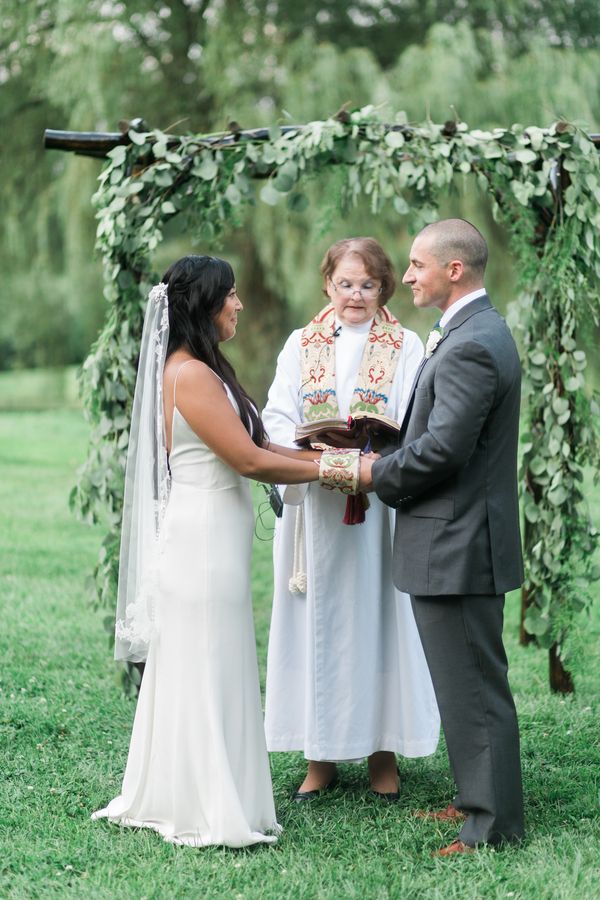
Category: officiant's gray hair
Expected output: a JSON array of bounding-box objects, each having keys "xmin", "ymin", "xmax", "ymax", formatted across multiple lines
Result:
[{"xmin": 420, "ymin": 219, "xmax": 488, "ymax": 279}]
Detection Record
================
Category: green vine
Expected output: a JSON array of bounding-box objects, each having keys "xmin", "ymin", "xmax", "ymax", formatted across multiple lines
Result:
[
  {"xmin": 71, "ymin": 109, "xmax": 600, "ymax": 687},
  {"xmin": 512, "ymin": 218, "xmax": 600, "ymax": 659}
]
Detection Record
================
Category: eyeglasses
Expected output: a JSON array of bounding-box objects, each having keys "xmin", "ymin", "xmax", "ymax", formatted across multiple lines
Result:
[{"xmin": 329, "ymin": 279, "xmax": 382, "ymax": 301}]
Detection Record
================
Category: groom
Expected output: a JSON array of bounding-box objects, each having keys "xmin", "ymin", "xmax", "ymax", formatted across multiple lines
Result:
[{"xmin": 360, "ymin": 218, "xmax": 524, "ymax": 855}]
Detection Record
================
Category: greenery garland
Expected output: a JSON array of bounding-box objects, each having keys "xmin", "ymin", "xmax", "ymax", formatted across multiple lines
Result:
[{"xmin": 70, "ymin": 108, "xmax": 600, "ymax": 690}]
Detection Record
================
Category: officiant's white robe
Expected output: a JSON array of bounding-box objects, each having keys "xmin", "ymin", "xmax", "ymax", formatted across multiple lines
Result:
[{"xmin": 262, "ymin": 318, "xmax": 440, "ymax": 761}]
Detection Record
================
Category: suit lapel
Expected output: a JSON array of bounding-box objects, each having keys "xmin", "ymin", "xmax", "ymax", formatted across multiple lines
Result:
[
  {"xmin": 400, "ymin": 356, "xmax": 429, "ymax": 434},
  {"xmin": 400, "ymin": 295, "xmax": 493, "ymax": 438}
]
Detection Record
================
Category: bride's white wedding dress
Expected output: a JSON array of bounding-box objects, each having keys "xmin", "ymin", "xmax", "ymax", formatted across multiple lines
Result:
[{"xmin": 92, "ymin": 371, "xmax": 280, "ymax": 847}]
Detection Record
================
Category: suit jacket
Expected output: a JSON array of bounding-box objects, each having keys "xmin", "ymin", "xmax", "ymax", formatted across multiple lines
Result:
[{"xmin": 372, "ymin": 294, "xmax": 524, "ymax": 596}]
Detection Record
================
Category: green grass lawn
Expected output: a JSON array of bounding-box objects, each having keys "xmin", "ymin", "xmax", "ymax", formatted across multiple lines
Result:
[
  {"xmin": 0, "ymin": 367, "xmax": 81, "ymax": 411},
  {"xmin": 1, "ymin": 410, "xmax": 599, "ymax": 900}
]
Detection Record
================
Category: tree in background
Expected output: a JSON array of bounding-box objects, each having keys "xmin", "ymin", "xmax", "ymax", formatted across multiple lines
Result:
[
  {"xmin": 269, "ymin": 0, "xmax": 600, "ymax": 68},
  {"xmin": 2, "ymin": 0, "xmax": 599, "ymax": 377}
]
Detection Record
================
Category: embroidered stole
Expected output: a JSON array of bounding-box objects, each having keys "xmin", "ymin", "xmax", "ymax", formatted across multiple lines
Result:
[{"xmin": 300, "ymin": 303, "xmax": 404, "ymax": 423}]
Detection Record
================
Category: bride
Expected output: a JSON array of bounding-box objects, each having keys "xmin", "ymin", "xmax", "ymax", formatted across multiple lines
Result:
[{"xmin": 92, "ymin": 255, "xmax": 320, "ymax": 848}]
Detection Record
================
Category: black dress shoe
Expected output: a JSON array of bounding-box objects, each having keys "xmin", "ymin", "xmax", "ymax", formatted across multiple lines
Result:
[
  {"xmin": 293, "ymin": 774, "xmax": 338, "ymax": 802},
  {"xmin": 368, "ymin": 763, "xmax": 400, "ymax": 801},
  {"xmin": 368, "ymin": 789, "xmax": 400, "ymax": 802}
]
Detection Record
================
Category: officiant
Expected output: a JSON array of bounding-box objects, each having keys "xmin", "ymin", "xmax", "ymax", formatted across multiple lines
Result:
[{"xmin": 262, "ymin": 237, "xmax": 440, "ymax": 800}]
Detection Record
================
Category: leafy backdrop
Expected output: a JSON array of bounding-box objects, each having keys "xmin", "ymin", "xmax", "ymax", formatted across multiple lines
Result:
[{"xmin": 68, "ymin": 109, "xmax": 600, "ymax": 690}]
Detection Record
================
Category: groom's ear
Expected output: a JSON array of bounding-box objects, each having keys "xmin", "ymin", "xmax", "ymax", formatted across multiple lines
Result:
[{"xmin": 447, "ymin": 259, "xmax": 464, "ymax": 282}]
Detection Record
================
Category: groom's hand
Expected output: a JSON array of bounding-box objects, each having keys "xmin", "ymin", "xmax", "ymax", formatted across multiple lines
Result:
[{"xmin": 359, "ymin": 454, "xmax": 379, "ymax": 493}]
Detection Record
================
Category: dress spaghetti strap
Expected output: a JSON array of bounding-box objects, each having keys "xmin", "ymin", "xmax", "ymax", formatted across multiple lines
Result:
[{"xmin": 173, "ymin": 359, "xmax": 197, "ymax": 408}]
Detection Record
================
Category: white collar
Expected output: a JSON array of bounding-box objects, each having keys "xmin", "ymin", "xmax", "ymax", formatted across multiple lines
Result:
[
  {"xmin": 335, "ymin": 317, "xmax": 373, "ymax": 335},
  {"xmin": 439, "ymin": 288, "xmax": 487, "ymax": 329}
]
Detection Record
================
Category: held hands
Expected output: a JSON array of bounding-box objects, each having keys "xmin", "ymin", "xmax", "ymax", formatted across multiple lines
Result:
[{"xmin": 317, "ymin": 448, "xmax": 379, "ymax": 495}]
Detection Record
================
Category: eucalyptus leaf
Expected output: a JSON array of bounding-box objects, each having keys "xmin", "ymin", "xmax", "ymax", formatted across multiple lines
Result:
[
  {"xmin": 551, "ymin": 396, "xmax": 569, "ymax": 416},
  {"xmin": 548, "ymin": 438, "xmax": 560, "ymax": 456},
  {"xmin": 153, "ymin": 169, "xmax": 174, "ymax": 187},
  {"xmin": 273, "ymin": 172, "xmax": 295, "ymax": 193},
  {"xmin": 529, "ymin": 351, "xmax": 547, "ymax": 366},
  {"xmin": 129, "ymin": 130, "xmax": 149, "ymax": 146},
  {"xmin": 259, "ymin": 182, "xmax": 281, "ymax": 206},
  {"xmin": 532, "ymin": 629, "xmax": 553, "ymax": 650},
  {"xmin": 196, "ymin": 154, "xmax": 218, "ymax": 181},
  {"xmin": 117, "ymin": 269, "xmax": 134, "ymax": 290},
  {"xmin": 287, "ymin": 192, "xmax": 309, "ymax": 212},
  {"xmin": 260, "ymin": 145, "xmax": 277, "ymax": 165},
  {"xmin": 108, "ymin": 145, "xmax": 127, "ymax": 165},
  {"xmin": 224, "ymin": 184, "xmax": 242, "ymax": 206},
  {"xmin": 153, "ymin": 140, "xmax": 168, "ymax": 159},
  {"xmin": 524, "ymin": 607, "xmax": 550, "ymax": 636},
  {"xmin": 548, "ymin": 485, "xmax": 568, "ymax": 506},
  {"xmin": 524, "ymin": 503, "xmax": 539, "ymax": 524},
  {"xmin": 564, "ymin": 375, "xmax": 582, "ymax": 391},
  {"xmin": 529, "ymin": 457, "xmax": 547, "ymax": 476},
  {"xmin": 514, "ymin": 149, "xmax": 538, "ymax": 164},
  {"xmin": 393, "ymin": 195, "xmax": 409, "ymax": 215},
  {"xmin": 278, "ymin": 161, "xmax": 298, "ymax": 180},
  {"xmin": 511, "ymin": 180, "xmax": 534, "ymax": 205},
  {"xmin": 385, "ymin": 131, "xmax": 405, "ymax": 149}
]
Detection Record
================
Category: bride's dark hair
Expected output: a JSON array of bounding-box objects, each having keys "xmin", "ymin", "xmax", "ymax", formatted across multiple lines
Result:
[{"xmin": 162, "ymin": 254, "xmax": 265, "ymax": 446}]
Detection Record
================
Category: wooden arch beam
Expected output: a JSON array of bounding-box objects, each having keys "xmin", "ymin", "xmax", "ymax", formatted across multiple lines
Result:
[
  {"xmin": 43, "ymin": 122, "xmax": 600, "ymax": 159},
  {"xmin": 43, "ymin": 119, "xmax": 424, "ymax": 158}
]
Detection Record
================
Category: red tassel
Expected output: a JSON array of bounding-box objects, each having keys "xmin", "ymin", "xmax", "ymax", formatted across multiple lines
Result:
[{"xmin": 343, "ymin": 492, "xmax": 369, "ymax": 525}]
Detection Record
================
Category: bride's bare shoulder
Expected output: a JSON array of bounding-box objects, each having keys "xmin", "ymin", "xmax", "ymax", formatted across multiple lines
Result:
[{"xmin": 163, "ymin": 355, "xmax": 224, "ymax": 397}]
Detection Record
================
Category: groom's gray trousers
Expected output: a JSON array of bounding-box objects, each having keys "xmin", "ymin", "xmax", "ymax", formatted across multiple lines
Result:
[{"xmin": 410, "ymin": 591, "xmax": 524, "ymax": 846}]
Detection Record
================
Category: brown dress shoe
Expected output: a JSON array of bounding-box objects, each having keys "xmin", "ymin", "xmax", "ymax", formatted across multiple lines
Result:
[
  {"xmin": 415, "ymin": 804, "xmax": 466, "ymax": 821},
  {"xmin": 433, "ymin": 839, "xmax": 475, "ymax": 857}
]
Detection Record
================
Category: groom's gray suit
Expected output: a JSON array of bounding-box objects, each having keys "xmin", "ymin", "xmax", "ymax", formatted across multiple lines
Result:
[{"xmin": 372, "ymin": 293, "xmax": 524, "ymax": 846}]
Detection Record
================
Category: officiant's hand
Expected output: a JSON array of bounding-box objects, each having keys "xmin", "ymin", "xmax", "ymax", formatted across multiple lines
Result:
[{"xmin": 359, "ymin": 453, "xmax": 379, "ymax": 492}]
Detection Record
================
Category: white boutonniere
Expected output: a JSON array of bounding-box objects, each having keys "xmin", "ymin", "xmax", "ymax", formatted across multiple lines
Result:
[{"xmin": 425, "ymin": 327, "xmax": 444, "ymax": 358}]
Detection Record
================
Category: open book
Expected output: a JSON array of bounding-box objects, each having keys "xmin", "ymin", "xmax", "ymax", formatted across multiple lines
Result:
[{"xmin": 295, "ymin": 412, "xmax": 401, "ymax": 450}]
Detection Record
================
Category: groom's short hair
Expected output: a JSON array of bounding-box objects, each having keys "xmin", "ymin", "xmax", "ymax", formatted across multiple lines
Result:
[{"xmin": 420, "ymin": 219, "xmax": 488, "ymax": 279}]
